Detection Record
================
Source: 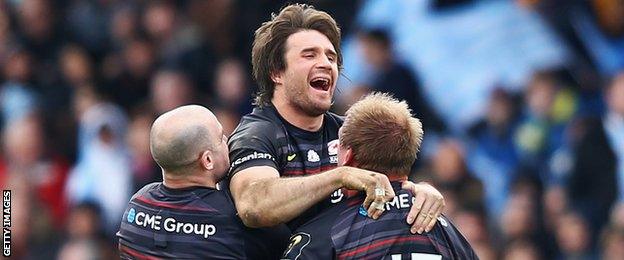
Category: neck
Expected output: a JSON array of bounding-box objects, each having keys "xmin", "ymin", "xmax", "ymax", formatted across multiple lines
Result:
[
  {"xmin": 162, "ymin": 170, "xmax": 216, "ymax": 189},
  {"xmin": 386, "ymin": 173, "xmax": 409, "ymax": 182},
  {"xmin": 271, "ymin": 96, "xmax": 324, "ymax": 132}
]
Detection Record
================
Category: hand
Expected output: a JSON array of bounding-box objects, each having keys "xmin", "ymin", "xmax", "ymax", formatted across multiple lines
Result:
[
  {"xmin": 340, "ymin": 167, "xmax": 395, "ymax": 219},
  {"xmin": 402, "ymin": 181, "xmax": 445, "ymax": 234}
]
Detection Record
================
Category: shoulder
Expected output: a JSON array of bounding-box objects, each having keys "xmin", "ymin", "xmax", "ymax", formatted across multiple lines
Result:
[
  {"xmin": 230, "ymin": 108, "xmax": 284, "ymax": 146},
  {"xmin": 130, "ymin": 182, "xmax": 161, "ymax": 200}
]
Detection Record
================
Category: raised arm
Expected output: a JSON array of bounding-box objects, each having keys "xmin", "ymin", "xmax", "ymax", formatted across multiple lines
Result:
[{"xmin": 230, "ymin": 165, "xmax": 394, "ymax": 228}]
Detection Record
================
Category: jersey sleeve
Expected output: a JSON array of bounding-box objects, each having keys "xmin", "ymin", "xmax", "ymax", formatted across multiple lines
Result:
[{"xmin": 228, "ymin": 120, "xmax": 281, "ymax": 177}]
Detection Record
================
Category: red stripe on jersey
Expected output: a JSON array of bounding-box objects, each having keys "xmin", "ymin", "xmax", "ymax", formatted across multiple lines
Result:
[
  {"xmin": 119, "ymin": 244, "xmax": 162, "ymax": 260},
  {"xmin": 135, "ymin": 196, "xmax": 218, "ymax": 212},
  {"xmin": 337, "ymin": 236, "xmax": 429, "ymax": 259}
]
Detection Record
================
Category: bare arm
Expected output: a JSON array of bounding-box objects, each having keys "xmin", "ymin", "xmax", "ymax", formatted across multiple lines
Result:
[{"xmin": 230, "ymin": 166, "xmax": 394, "ymax": 228}]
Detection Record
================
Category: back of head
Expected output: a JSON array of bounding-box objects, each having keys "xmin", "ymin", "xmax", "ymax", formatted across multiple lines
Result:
[
  {"xmin": 149, "ymin": 105, "xmax": 216, "ymax": 173},
  {"xmin": 340, "ymin": 92, "xmax": 423, "ymax": 174},
  {"xmin": 251, "ymin": 3, "xmax": 342, "ymax": 106}
]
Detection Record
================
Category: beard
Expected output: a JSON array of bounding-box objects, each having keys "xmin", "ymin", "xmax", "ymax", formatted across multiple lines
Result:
[{"xmin": 285, "ymin": 83, "xmax": 332, "ymax": 117}]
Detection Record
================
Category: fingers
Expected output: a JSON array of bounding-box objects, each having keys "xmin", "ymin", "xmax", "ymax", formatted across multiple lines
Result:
[
  {"xmin": 362, "ymin": 184, "xmax": 373, "ymax": 209},
  {"xmin": 367, "ymin": 196, "xmax": 386, "ymax": 219},
  {"xmin": 407, "ymin": 192, "xmax": 425, "ymax": 225},
  {"xmin": 424, "ymin": 201, "xmax": 444, "ymax": 232},
  {"xmin": 343, "ymin": 169, "xmax": 395, "ymax": 220},
  {"xmin": 412, "ymin": 195, "xmax": 435, "ymax": 234},
  {"xmin": 366, "ymin": 186, "xmax": 389, "ymax": 219}
]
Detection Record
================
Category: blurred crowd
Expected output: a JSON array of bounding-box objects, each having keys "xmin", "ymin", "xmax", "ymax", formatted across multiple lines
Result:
[{"xmin": 0, "ymin": 0, "xmax": 623, "ymax": 259}]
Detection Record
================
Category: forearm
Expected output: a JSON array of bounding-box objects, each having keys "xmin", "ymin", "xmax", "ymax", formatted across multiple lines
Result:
[{"xmin": 236, "ymin": 167, "xmax": 349, "ymax": 227}]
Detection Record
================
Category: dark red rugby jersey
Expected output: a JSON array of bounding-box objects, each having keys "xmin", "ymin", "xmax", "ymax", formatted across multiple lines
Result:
[
  {"xmin": 227, "ymin": 105, "xmax": 346, "ymax": 230},
  {"xmin": 282, "ymin": 182, "xmax": 479, "ymax": 260},
  {"xmin": 116, "ymin": 183, "xmax": 289, "ymax": 259}
]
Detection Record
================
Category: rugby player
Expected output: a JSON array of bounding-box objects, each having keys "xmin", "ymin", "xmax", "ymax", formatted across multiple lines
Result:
[
  {"xmin": 117, "ymin": 105, "xmax": 286, "ymax": 259},
  {"xmin": 227, "ymin": 3, "xmax": 444, "ymax": 241},
  {"xmin": 282, "ymin": 93, "xmax": 477, "ymax": 259}
]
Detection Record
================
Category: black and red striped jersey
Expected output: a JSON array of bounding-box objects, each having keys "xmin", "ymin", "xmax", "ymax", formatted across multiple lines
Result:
[
  {"xmin": 282, "ymin": 182, "xmax": 478, "ymax": 260},
  {"xmin": 227, "ymin": 105, "xmax": 345, "ymax": 230},
  {"xmin": 116, "ymin": 182, "xmax": 289, "ymax": 259}
]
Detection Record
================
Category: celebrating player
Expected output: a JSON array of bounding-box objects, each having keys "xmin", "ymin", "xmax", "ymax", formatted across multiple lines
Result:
[
  {"xmin": 227, "ymin": 3, "xmax": 445, "ymax": 240},
  {"xmin": 117, "ymin": 105, "xmax": 285, "ymax": 259},
  {"xmin": 282, "ymin": 93, "xmax": 477, "ymax": 259}
]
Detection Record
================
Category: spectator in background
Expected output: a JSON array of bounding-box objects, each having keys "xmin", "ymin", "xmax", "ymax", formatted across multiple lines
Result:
[
  {"xmin": 503, "ymin": 239, "xmax": 542, "ymax": 260},
  {"xmin": 1, "ymin": 115, "xmax": 70, "ymax": 258},
  {"xmin": 212, "ymin": 57, "xmax": 253, "ymax": 136},
  {"xmin": 566, "ymin": 0, "xmax": 624, "ymax": 77},
  {"xmin": 468, "ymin": 88, "xmax": 519, "ymax": 221},
  {"xmin": 554, "ymin": 211, "xmax": 594, "ymax": 259},
  {"xmin": 601, "ymin": 225, "xmax": 624, "ymax": 260},
  {"xmin": 142, "ymin": 0, "xmax": 199, "ymax": 63},
  {"xmin": 514, "ymin": 71, "xmax": 571, "ymax": 180},
  {"xmin": 109, "ymin": 4, "xmax": 139, "ymax": 50},
  {"xmin": 353, "ymin": 29, "xmax": 447, "ymax": 134},
  {"xmin": 14, "ymin": 0, "xmax": 62, "ymax": 65},
  {"xmin": 46, "ymin": 44, "xmax": 95, "ymax": 160},
  {"xmin": 415, "ymin": 139, "xmax": 484, "ymax": 213},
  {"xmin": 498, "ymin": 175, "xmax": 558, "ymax": 257},
  {"xmin": 66, "ymin": 86, "xmax": 131, "ymax": 235},
  {"xmin": 453, "ymin": 209, "xmax": 491, "ymax": 253},
  {"xmin": 567, "ymin": 72, "xmax": 624, "ymax": 245},
  {"xmin": 0, "ymin": 2, "xmax": 17, "ymax": 63},
  {"xmin": 64, "ymin": 0, "xmax": 111, "ymax": 57},
  {"xmin": 213, "ymin": 57, "xmax": 253, "ymax": 117},
  {"xmin": 104, "ymin": 37, "xmax": 156, "ymax": 110},
  {"xmin": 150, "ymin": 69, "xmax": 195, "ymax": 114},
  {"xmin": 0, "ymin": 48, "xmax": 38, "ymax": 127},
  {"xmin": 57, "ymin": 203, "xmax": 114, "ymax": 260},
  {"xmin": 126, "ymin": 107, "xmax": 159, "ymax": 191}
]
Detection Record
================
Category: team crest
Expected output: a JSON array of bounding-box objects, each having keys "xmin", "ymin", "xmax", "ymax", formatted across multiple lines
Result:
[{"xmin": 307, "ymin": 150, "xmax": 320, "ymax": 162}]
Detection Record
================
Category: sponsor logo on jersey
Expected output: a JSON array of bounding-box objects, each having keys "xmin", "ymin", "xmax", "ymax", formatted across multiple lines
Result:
[
  {"xmin": 231, "ymin": 151, "xmax": 275, "ymax": 168},
  {"xmin": 330, "ymin": 189, "xmax": 344, "ymax": 204},
  {"xmin": 127, "ymin": 208, "xmax": 136, "ymax": 223},
  {"xmin": 327, "ymin": 139, "xmax": 339, "ymax": 155},
  {"xmin": 282, "ymin": 232, "xmax": 311, "ymax": 260},
  {"xmin": 307, "ymin": 150, "xmax": 320, "ymax": 162},
  {"xmin": 287, "ymin": 154, "xmax": 297, "ymax": 161},
  {"xmin": 127, "ymin": 209, "xmax": 216, "ymax": 239},
  {"xmin": 383, "ymin": 193, "xmax": 412, "ymax": 211}
]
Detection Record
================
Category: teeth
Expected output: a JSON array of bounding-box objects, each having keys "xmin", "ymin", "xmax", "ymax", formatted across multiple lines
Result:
[{"xmin": 312, "ymin": 78, "xmax": 329, "ymax": 84}]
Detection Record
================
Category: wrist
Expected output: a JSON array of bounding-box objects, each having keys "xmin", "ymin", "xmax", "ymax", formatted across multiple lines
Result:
[{"xmin": 335, "ymin": 166, "xmax": 350, "ymax": 187}]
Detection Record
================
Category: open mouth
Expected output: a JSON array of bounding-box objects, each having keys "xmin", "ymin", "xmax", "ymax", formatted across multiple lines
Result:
[{"xmin": 309, "ymin": 77, "xmax": 331, "ymax": 91}]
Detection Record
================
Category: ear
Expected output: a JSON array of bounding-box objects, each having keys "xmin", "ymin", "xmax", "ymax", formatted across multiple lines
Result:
[
  {"xmin": 270, "ymin": 70, "xmax": 283, "ymax": 86},
  {"xmin": 343, "ymin": 148, "xmax": 355, "ymax": 166},
  {"xmin": 200, "ymin": 150, "xmax": 214, "ymax": 171}
]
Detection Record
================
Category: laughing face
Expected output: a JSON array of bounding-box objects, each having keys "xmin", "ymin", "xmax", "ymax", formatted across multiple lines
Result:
[{"xmin": 274, "ymin": 30, "xmax": 339, "ymax": 116}]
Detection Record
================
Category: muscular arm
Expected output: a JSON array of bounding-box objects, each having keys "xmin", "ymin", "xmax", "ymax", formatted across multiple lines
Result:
[{"xmin": 230, "ymin": 166, "xmax": 393, "ymax": 228}]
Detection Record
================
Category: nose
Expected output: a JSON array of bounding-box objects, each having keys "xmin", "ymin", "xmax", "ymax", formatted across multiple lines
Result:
[{"xmin": 316, "ymin": 54, "xmax": 332, "ymax": 70}]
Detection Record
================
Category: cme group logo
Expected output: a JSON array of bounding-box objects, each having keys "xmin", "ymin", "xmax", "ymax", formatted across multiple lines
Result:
[{"xmin": 127, "ymin": 208, "xmax": 136, "ymax": 223}]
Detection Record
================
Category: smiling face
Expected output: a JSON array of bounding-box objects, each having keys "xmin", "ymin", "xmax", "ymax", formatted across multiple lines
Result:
[{"xmin": 273, "ymin": 30, "xmax": 339, "ymax": 116}]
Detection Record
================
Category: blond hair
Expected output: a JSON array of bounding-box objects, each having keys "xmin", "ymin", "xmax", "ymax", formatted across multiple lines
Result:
[{"xmin": 340, "ymin": 92, "xmax": 424, "ymax": 174}]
